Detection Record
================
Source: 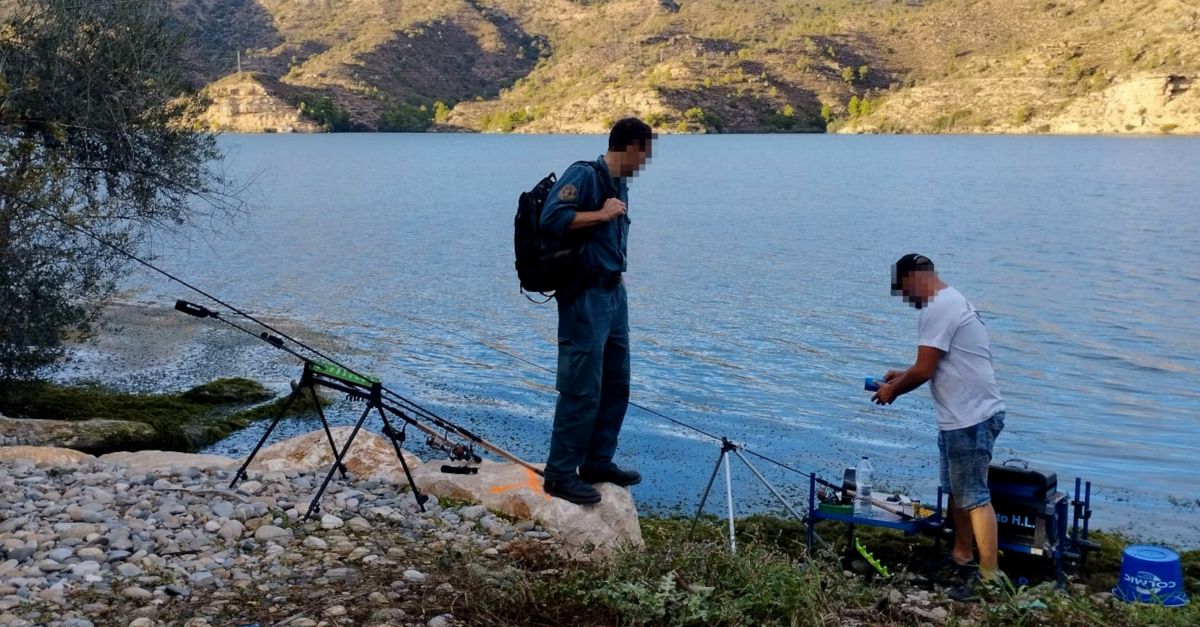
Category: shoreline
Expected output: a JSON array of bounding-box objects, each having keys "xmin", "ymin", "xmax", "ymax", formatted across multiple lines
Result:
[{"xmin": 43, "ymin": 301, "xmax": 1200, "ymax": 550}]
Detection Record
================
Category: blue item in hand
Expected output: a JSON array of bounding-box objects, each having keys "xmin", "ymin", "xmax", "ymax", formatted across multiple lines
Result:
[{"xmin": 865, "ymin": 377, "xmax": 881, "ymax": 392}]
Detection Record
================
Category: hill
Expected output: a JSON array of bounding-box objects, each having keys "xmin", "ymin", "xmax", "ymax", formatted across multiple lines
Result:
[{"xmin": 171, "ymin": 0, "xmax": 1198, "ymax": 133}]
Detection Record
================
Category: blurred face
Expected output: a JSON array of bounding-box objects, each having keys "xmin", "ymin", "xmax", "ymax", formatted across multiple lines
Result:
[
  {"xmin": 618, "ymin": 141, "xmax": 652, "ymax": 177},
  {"xmin": 900, "ymin": 270, "xmax": 936, "ymax": 308}
]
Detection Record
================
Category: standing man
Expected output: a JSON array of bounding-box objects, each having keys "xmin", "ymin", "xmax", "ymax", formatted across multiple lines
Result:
[
  {"xmin": 872, "ymin": 253, "xmax": 1006, "ymax": 600},
  {"xmin": 537, "ymin": 118, "xmax": 654, "ymax": 505}
]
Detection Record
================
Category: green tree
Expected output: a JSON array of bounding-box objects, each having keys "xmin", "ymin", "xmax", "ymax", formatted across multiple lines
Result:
[
  {"xmin": 842, "ymin": 66, "xmax": 856, "ymax": 83},
  {"xmin": 0, "ymin": 0, "xmax": 238, "ymax": 380},
  {"xmin": 379, "ymin": 102, "xmax": 433, "ymax": 132},
  {"xmin": 848, "ymin": 95, "xmax": 862, "ymax": 118},
  {"xmin": 820, "ymin": 103, "xmax": 832, "ymax": 124},
  {"xmin": 433, "ymin": 101, "xmax": 452, "ymax": 124},
  {"xmin": 299, "ymin": 95, "xmax": 352, "ymax": 132},
  {"xmin": 858, "ymin": 65, "xmax": 869, "ymax": 81}
]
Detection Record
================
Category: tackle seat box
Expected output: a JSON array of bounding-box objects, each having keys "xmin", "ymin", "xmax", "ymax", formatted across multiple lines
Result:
[
  {"xmin": 988, "ymin": 459, "xmax": 1064, "ymax": 555},
  {"xmin": 988, "ymin": 459, "xmax": 1057, "ymax": 502}
]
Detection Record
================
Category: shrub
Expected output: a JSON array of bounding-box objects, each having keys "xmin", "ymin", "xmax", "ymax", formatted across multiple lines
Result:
[
  {"xmin": 299, "ymin": 95, "xmax": 352, "ymax": 132},
  {"xmin": 433, "ymin": 101, "xmax": 452, "ymax": 124},
  {"xmin": 379, "ymin": 102, "xmax": 433, "ymax": 132},
  {"xmin": 1011, "ymin": 105, "xmax": 1032, "ymax": 126}
]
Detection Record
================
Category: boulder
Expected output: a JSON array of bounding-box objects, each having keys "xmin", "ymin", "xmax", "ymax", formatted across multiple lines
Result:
[
  {"xmin": 535, "ymin": 482, "xmax": 643, "ymax": 557},
  {"xmin": 412, "ymin": 460, "xmax": 643, "ymax": 556},
  {"xmin": 0, "ymin": 416, "xmax": 158, "ymax": 454},
  {"xmin": 99, "ymin": 451, "xmax": 237, "ymax": 472},
  {"xmin": 246, "ymin": 427, "xmax": 422, "ymax": 481},
  {"xmin": 0, "ymin": 445, "xmax": 95, "ymax": 466}
]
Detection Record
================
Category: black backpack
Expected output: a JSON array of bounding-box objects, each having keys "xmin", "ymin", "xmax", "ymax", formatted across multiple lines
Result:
[{"xmin": 514, "ymin": 161, "xmax": 612, "ymax": 301}]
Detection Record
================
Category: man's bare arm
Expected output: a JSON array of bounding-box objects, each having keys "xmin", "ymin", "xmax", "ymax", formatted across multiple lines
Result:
[{"xmin": 873, "ymin": 345, "xmax": 943, "ymax": 404}]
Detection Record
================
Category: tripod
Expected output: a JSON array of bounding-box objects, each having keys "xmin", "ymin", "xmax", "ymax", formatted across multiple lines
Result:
[
  {"xmin": 689, "ymin": 438, "xmax": 809, "ymax": 553},
  {"xmin": 230, "ymin": 360, "xmax": 428, "ymax": 520}
]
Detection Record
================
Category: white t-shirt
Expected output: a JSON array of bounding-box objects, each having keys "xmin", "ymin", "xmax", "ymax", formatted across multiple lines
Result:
[{"xmin": 917, "ymin": 286, "xmax": 1006, "ymax": 431}]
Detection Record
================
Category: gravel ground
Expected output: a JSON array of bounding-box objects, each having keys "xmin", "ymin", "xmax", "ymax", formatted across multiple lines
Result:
[{"xmin": 0, "ymin": 458, "xmax": 552, "ymax": 627}]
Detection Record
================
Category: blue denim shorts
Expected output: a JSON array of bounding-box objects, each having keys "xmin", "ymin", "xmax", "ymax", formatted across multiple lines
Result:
[{"xmin": 938, "ymin": 411, "xmax": 1005, "ymax": 510}]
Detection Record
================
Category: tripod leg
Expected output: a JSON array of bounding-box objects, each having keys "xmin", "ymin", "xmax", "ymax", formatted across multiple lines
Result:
[
  {"xmin": 309, "ymin": 384, "xmax": 348, "ymax": 478},
  {"xmin": 732, "ymin": 449, "xmax": 805, "ymax": 521},
  {"xmin": 688, "ymin": 447, "xmax": 727, "ymax": 541},
  {"xmin": 304, "ymin": 403, "xmax": 372, "ymax": 521},
  {"xmin": 724, "ymin": 451, "xmax": 736, "ymax": 554},
  {"xmin": 230, "ymin": 385, "xmax": 303, "ymax": 488},
  {"xmin": 378, "ymin": 407, "xmax": 428, "ymax": 512}
]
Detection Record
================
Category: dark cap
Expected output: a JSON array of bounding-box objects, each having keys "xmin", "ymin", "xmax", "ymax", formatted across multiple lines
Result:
[{"xmin": 891, "ymin": 253, "xmax": 934, "ymax": 293}]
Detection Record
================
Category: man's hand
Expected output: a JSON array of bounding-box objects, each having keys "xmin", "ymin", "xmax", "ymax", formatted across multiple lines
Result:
[
  {"xmin": 872, "ymin": 383, "xmax": 898, "ymax": 405},
  {"xmin": 883, "ymin": 369, "xmax": 904, "ymax": 383},
  {"xmin": 599, "ymin": 198, "xmax": 627, "ymax": 222}
]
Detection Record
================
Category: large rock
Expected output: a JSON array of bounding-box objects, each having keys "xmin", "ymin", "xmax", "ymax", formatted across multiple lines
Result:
[
  {"xmin": 0, "ymin": 415, "xmax": 159, "ymax": 454},
  {"xmin": 99, "ymin": 451, "xmax": 237, "ymax": 472},
  {"xmin": 0, "ymin": 445, "xmax": 96, "ymax": 466},
  {"xmin": 246, "ymin": 427, "xmax": 422, "ymax": 480},
  {"xmin": 412, "ymin": 460, "xmax": 643, "ymax": 556}
]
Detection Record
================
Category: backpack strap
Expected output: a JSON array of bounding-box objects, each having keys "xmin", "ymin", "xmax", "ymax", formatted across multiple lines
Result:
[{"xmin": 571, "ymin": 160, "xmax": 617, "ymax": 207}]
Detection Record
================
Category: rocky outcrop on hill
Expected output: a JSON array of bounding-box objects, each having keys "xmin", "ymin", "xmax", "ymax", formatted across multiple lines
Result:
[{"xmin": 199, "ymin": 73, "xmax": 321, "ymax": 133}]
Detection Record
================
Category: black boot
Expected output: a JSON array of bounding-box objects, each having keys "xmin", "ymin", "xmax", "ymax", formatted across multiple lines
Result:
[
  {"xmin": 579, "ymin": 465, "xmax": 642, "ymax": 487},
  {"xmin": 543, "ymin": 474, "xmax": 602, "ymax": 505}
]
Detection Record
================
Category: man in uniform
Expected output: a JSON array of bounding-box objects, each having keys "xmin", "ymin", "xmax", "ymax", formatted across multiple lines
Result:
[
  {"xmin": 537, "ymin": 118, "xmax": 654, "ymax": 504},
  {"xmin": 872, "ymin": 254, "xmax": 1007, "ymax": 601}
]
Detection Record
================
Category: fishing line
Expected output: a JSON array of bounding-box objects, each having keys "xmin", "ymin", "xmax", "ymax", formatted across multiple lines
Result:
[
  {"xmin": 403, "ymin": 313, "xmax": 840, "ymax": 489},
  {"xmin": 10, "ymin": 190, "xmax": 843, "ymax": 497},
  {"xmin": 8, "ymin": 192, "xmax": 531, "ymax": 470}
]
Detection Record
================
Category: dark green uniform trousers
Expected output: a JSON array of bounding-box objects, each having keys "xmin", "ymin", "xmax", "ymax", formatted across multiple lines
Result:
[{"xmin": 545, "ymin": 282, "xmax": 631, "ymax": 480}]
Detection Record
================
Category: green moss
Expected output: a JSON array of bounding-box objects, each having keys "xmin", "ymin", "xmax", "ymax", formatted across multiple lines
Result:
[
  {"xmin": 181, "ymin": 378, "xmax": 273, "ymax": 404},
  {"xmin": 0, "ymin": 378, "xmax": 327, "ymax": 453}
]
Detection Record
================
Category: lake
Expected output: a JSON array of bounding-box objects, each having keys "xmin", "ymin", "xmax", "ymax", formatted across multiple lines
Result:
[{"xmin": 77, "ymin": 133, "xmax": 1200, "ymax": 546}]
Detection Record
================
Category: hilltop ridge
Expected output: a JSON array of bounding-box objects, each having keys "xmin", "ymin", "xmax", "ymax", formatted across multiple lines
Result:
[{"xmin": 166, "ymin": 0, "xmax": 1198, "ymax": 133}]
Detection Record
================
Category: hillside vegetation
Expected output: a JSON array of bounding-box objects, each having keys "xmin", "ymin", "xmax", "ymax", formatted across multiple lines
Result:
[{"xmin": 170, "ymin": 0, "xmax": 1198, "ymax": 133}]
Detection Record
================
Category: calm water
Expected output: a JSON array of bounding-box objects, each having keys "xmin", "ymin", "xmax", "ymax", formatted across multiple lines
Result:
[{"xmin": 97, "ymin": 134, "xmax": 1199, "ymax": 545}]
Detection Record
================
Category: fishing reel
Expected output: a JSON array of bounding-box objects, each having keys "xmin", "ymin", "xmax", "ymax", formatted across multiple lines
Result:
[
  {"xmin": 424, "ymin": 431, "xmax": 482, "ymax": 475},
  {"xmin": 426, "ymin": 432, "xmax": 482, "ymax": 464}
]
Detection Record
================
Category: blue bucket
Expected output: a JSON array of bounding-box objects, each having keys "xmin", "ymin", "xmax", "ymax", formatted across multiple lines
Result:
[{"xmin": 1113, "ymin": 544, "xmax": 1189, "ymax": 607}]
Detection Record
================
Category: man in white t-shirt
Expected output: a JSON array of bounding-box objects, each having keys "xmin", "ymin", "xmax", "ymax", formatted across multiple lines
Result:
[{"xmin": 872, "ymin": 253, "xmax": 1006, "ymax": 601}]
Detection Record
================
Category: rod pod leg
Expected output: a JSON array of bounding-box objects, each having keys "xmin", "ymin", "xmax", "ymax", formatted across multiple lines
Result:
[
  {"xmin": 309, "ymin": 384, "xmax": 348, "ymax": 478},
  {"xmin": 378, "ymin": 406, "xmax": 428, "ymax": 512},
  {"xmin": 304, "ymin": 403, "xmax": 373, "ymax": 521},
  {"xmin": 230, "ymin": 385, "xmax": 304, "ymax": 488}
]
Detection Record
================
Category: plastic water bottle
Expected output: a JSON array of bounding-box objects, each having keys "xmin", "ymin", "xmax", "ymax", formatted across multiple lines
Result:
[{"xmin": 855, "ymin": 456, "xmax": 874, "ymax": 517}]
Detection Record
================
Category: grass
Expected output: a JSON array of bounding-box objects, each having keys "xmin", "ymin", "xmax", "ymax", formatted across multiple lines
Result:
[
  {"xmin": 440, "ymin": 515, "xmax": 1200, "ymax": 626},
  {"xmin": 0, "ymin": 378, "xmax": 329, "ymax": 453}
]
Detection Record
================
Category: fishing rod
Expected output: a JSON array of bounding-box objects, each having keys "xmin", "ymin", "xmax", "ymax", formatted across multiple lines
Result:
[
  {"xmin": 175, "ymin": 299, "xmax": 495, "ymax": 467},
  {"xmin": 16, "ymin": 196, "xmax": 542, "ymax": 475},
  {"xmin": 19, "ymin": 193, "xmax": 870, "ymax": 509}
]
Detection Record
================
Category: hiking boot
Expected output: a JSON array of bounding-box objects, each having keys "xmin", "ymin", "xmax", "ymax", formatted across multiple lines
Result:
[
  {"xmin": 578, "ymin": 465, "xmax": 642, "ymax": 487},
  {"xmin": 947, "ymin": 571, "xmax": 1008, "ymax": 603},
  {"xmin": 543, "ymin": 475, "xmax": 602, "ymax": 505},
  {"xmin": 931, "ymin": 556, "xmax": 979, "ymax": 586}
]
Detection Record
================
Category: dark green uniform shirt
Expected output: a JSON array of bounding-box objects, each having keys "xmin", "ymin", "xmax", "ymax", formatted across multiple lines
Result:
[{"xmin": 539, "ymin": 156, "xmax": 630, "ymax": 276}]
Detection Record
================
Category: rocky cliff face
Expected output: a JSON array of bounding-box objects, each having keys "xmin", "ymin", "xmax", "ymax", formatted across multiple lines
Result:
[
  {"xmin": 1048, "ymin": 74, "xmax": 1199, "ymax": 134},
  {"xmin": 843, "ymin": 73, "xmax": 1199, "ymax": 135},
  {"xmin": 199, "ymin": 73, "xmax": 321, "ymax": 133}
]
